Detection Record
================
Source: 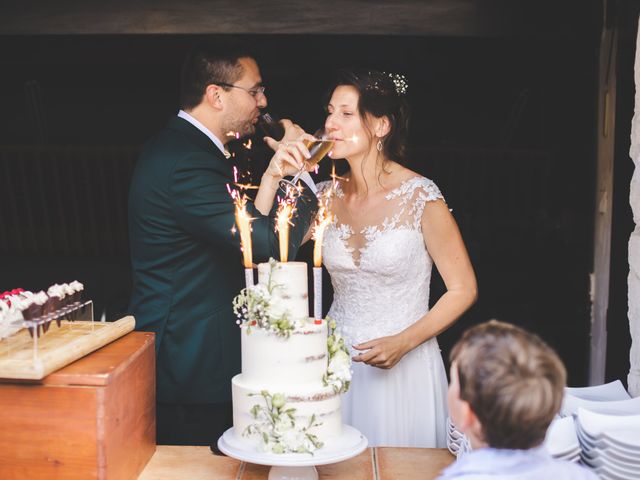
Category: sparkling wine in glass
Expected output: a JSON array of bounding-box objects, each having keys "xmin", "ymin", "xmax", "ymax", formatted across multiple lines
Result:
[{"xmin": 281, "ymin": 128, "xmax": 334, "ymax": 191}]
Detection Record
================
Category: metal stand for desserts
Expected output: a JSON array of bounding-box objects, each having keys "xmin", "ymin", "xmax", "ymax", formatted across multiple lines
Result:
[
  {"xmin": 23, "ymin": 300, "xmax": 94, "ymax": 362},
  {"xmin": 218, "ymin": 425, "xmax": 367, "ymax": 480}
]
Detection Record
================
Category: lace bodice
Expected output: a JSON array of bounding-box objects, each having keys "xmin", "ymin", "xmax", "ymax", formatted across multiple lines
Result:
[{"xmin": 317, "ymin": 176, "xmax": 444, "ymax": 349}]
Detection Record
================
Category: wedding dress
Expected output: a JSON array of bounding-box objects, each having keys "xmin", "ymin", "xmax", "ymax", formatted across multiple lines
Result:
[{"xmin": 318, "ymin": 176, "xmax": 448, "ymax": 448}]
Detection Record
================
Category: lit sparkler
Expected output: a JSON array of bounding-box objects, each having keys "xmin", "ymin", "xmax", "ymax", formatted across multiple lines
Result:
[
  {"xmin": 228, "ymin": 165, "xmax": 257, "ymax": 287},
  {"xmin": 228, "ymin": 187, "xmax": 254, "ymax": 287},
  {"xmin": 312, "ymin": 166, "xmax": 338, "ymax": 320},
  {"xmin": 275, "ymin": 185, "xmax": 297, "ymax": 263}
]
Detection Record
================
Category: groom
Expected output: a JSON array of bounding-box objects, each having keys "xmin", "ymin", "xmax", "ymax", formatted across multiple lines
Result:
[{"xmin": 128, "ymin": 41, "xmax": 317, "ymax": 449}]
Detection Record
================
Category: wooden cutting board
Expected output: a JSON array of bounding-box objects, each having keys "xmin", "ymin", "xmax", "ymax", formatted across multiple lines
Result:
[{"xmin": 0, "ymin": 316, "xmax": 135, "ymax": 380}]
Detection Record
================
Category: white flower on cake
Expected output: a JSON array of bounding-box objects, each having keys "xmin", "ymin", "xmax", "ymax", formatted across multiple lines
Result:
[
  {"xmin": 323, "ymin": 317, "xmax": 352, "ymax": 394},
  {"xmin": 327, "ymin": 350, "xmax": 351, "ymax": 389},
  {"xmin": 244, "ymin": 390, "xmax": 323, "ymax": 454},
  {"xmin": 232, "ymin": 259, "xmax": 303, "ymax": 337}
]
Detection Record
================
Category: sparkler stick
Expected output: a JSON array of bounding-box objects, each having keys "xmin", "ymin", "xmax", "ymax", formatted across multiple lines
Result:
[
  {"xmin": 311, "ymin": 169, "xmax": 337, "ymax": 320},
  {"xmin": 228, "ymin": 166, "xmax": 255, "ymax": 287},
  {"xmin": 275, "ymin": 185, "xmax": 297, "ymax": 263}
]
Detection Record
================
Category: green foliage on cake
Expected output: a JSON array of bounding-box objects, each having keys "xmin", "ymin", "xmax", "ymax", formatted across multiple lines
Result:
[
  {"xmin": 233, "ymin": 259, "xmax": 298, "ymax": 338},
  {"xmin": 244, "ymin": 391, "xmax": 324, "ymax": 454},
  {"xmin": 323, "ymin": 317, "xmax": 351, "ymax": 394}
]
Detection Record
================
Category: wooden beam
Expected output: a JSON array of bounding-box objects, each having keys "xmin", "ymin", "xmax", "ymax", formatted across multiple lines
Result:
[
  {"xmin": 0, "ymin": 0, "xmax": 591, "ymax": 36},
  {"xmin": 589, "ymin": 4, "xmax": 617, "ymax": 385}
]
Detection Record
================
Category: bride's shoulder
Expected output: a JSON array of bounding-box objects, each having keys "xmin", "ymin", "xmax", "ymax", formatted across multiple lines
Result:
[
  {"xmin": 316, "ymin": 179, "xmax": 331, "ymax": 194},
  {"xmin": 317, "ymin": 178, "xmax": 345, "ymax": 198},
  {"xmin": 391, "ymin": 170, "xmax": 444, "ymax": 202}
]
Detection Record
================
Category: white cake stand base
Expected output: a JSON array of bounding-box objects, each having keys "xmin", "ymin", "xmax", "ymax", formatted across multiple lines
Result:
[
  {"xmin": 218, "ymin": 425, "xmax": 367, "ymax": 480},
  {"xmin": 268, "ymin": 465, "xmax": 318, "ymax": 480}
]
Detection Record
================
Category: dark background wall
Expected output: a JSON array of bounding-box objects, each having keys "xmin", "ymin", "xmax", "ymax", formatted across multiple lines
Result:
[{"xmin": 0, "ymin": 0, "xmax": 637, "ymax": 387}]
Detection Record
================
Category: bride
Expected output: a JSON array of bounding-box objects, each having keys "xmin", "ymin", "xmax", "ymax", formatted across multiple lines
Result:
[{"xmin": 315, "ymin": 69, "xmax": 477, "ymax": 448}]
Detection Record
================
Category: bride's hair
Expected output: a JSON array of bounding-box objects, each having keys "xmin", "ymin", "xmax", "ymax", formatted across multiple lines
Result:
[{"xmin": 325, "ymin": 68, "xmax": 410, "ymax": 166}]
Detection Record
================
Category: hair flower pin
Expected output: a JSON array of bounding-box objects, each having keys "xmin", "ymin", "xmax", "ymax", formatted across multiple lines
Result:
[
  {"xmin": 363, "ymin": 70, "xmax": 408, "ymax": 96},
  {"xmin": 386, "ymin": 72, "xmax": 408, "ymax": 95}
]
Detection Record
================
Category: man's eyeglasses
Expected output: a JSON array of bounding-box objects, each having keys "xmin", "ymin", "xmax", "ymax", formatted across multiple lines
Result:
[{"xmin": 215, "ymin": 82, "xmax": 266, "ymax": 98}]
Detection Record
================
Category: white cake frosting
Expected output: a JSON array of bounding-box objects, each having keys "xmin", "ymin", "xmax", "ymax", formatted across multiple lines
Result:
[
  {"xmin": 232, "ymin": 376, "xmax": 342, "ymax": 445},
  {"xmin": 257, "ymin": 261, "xmax": 308, "ymax": 321},
  {"xmin": 240, "ymin": 321, "xmax": 328, "ymax": 388},
  {"xmin": 231, "ymin": 260, "xmax": 351, "ymax": 454}
]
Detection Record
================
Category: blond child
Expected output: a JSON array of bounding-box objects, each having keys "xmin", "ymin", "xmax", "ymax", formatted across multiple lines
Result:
[{"xmin": 438, "ymin": 320, "xmax": 596, "ymax": 479}]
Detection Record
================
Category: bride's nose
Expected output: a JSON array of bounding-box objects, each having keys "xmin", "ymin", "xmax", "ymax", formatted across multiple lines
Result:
[{"xmin": 325, "ymin": 116, "xmax": 337, "ymax": 133}]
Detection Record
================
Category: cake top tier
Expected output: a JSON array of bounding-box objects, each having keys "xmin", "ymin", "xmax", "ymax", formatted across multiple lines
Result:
[
  {"xmin": 234, "ymin": 259, "xmax": 310, "ymax": 337},
  {"xmin": 257, "ymin": 261, "xmax": 307, "ymax": 295},
  {"xmin": 257, "ymin": 260, "xmax": 309, "ymax": 322}
]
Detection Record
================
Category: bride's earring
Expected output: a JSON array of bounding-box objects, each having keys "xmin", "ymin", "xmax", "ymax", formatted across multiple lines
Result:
[{"xmin": 376, "ymin": 139, "xmax": 383, "ymax": 152}]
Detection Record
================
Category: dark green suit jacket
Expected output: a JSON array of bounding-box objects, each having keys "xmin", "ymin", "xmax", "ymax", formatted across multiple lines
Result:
[{"xmin": 128, "ymin": 116, "xmax": 317, "ymax": 404}]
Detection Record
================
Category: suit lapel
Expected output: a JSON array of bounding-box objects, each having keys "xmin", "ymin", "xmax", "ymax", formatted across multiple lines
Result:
[{"xmin": 168, "ymin": 116, "xmax": 227, "ymax": 162}]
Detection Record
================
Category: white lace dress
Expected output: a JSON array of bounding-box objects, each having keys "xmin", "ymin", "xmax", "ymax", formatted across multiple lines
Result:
[{"xmin": 318, "ymin": 176, "xmax": 448, "ymax": 448}]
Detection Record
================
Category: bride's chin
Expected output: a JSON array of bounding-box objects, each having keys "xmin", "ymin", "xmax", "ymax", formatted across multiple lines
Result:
[{"xmin": 332, "ymin": 145, "xmax": 351, "ymax": 159}]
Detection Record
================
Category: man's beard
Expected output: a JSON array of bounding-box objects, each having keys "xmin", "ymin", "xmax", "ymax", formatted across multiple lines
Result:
[{"xmin": 224, "ymin": 116, "xmax": 255, "ymax": 140}]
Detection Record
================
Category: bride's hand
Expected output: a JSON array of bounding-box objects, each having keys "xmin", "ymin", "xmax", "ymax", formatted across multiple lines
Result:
[
  {"xmin": 263, "ymin": 119, "xmax": 304, "ymax": 151},
  {"xmin": 352, "ymin": 334, "xmax": 411, "ymax": 369},
  {"xmin": 262, "ymin": 135, "xmax": 313, "ymax": 182}
]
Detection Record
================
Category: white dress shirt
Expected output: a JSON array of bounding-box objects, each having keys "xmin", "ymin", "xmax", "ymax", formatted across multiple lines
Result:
[{"xmin": 177, "ymin": 110, "xmax": 226, "ymax": 155}]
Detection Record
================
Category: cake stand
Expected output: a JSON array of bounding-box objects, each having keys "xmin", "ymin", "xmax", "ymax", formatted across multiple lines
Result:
[{"xmin": 218, "ymin": 425, "xmax": 367, "ymax": 480}]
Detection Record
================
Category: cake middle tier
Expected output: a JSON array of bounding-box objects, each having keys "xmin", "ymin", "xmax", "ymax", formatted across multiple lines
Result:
[
  {"xmin": 232, "ymin": 374, "xmax": 342, "ymax": 443},
  {"xmin": 241, "ymin": 321, "xmax": 328, "ymax": 386},
  {"xmin": 257, "ymin": 261, "xmax": 308, "ymax": 320}
]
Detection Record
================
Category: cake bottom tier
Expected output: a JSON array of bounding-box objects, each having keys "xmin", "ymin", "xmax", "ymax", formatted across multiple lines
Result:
[{"xmin": 231, "ymin": 374, "xmax": 342, "ymax": 444}]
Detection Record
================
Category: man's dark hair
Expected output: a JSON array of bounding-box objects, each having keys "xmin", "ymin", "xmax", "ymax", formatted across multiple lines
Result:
[{"xmin": 179, "ymin": 41, "xmax": 255, "ymax": 110}]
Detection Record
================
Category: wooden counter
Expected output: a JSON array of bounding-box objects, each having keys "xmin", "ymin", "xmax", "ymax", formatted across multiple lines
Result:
[
  {"xmin": 0, "ymin": 330, "xmax": 454, "ymax": 479},
  {"xmin": 0, "ymin": 331, "xmax": 156, "ymax": 480},
  {"xmin": 139, "ymin": 446, "xmax": 455, "ymax": 480}
]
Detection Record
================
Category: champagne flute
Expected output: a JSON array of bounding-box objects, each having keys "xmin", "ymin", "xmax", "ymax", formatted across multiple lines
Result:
[
  {"xmin": 280, "ymin": 128, "xmax": 334, "ymax": 192},
  {"xmin": 257, "ymin": 112, "xmax": 285, "ymax": 141}
]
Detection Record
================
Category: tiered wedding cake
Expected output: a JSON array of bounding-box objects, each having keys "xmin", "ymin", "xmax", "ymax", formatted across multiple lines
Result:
[{"xmin": 231, "ymin": 260, "xmax": 351, "ymax": 454}]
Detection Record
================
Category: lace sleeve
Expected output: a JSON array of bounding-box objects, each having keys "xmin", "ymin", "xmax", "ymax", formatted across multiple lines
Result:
[
  {"xmin": 410, "ymin": 177, "xmax": 445, "ymax": 229},
  {"xmin": 316, "ymin": 180, "xmax": 332, "ymax": 197}
]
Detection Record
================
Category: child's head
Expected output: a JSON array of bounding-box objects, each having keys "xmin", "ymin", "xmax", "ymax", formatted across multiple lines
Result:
[{"xmin": 448, "ymin": 320, "xmax": 566, "ymax": 450}]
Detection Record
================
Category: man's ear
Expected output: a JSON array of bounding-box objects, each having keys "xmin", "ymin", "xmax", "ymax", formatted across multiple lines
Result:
[{"xmin": 205, "ymin": 84, "xmax": 224, "ymax": 109}]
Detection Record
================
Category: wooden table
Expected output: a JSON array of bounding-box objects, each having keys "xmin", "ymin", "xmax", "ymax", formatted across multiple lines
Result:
[{"xmin": 139, "ymin": 445, "xmax": 455, "ymax": 480}]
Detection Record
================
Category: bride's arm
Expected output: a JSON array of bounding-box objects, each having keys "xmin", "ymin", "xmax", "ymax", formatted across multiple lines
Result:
[
  {"xmin": 352, "ymin": 199, "xmax": 477, "ymax": 369},
  {"xmin": 254, "ymin": 128, "xmax": 313, "ymax": 215}
]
